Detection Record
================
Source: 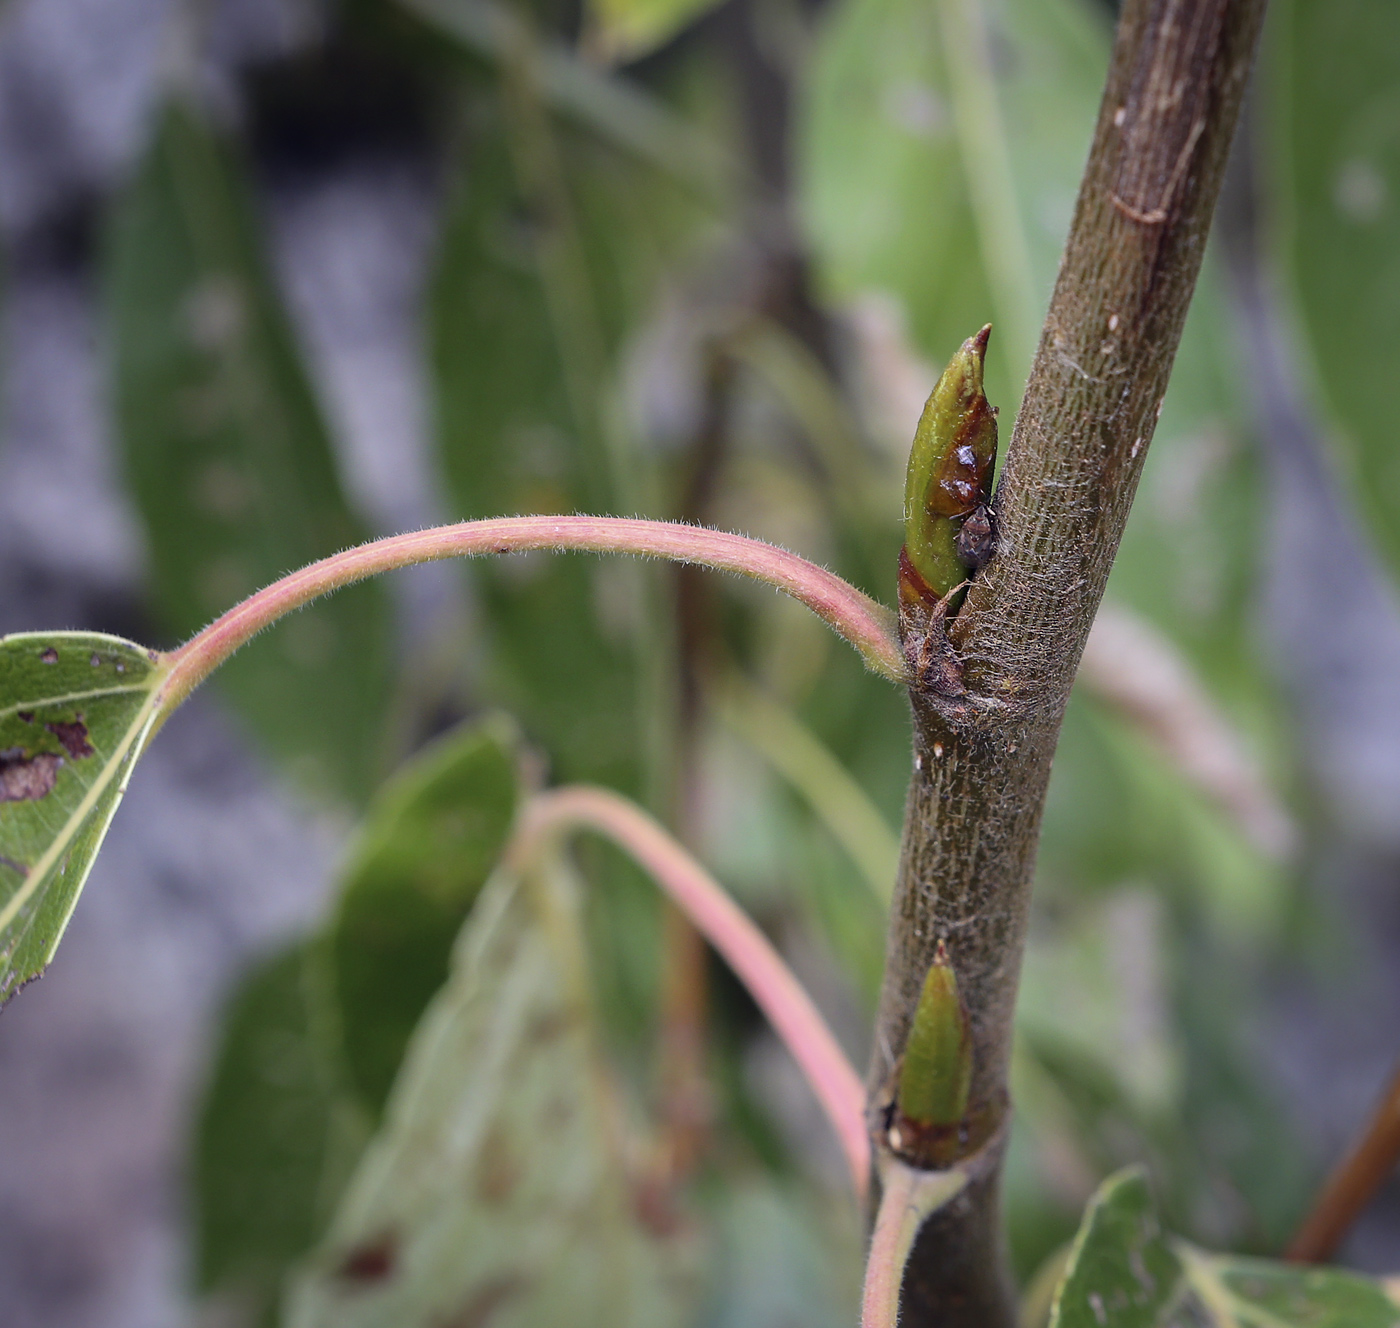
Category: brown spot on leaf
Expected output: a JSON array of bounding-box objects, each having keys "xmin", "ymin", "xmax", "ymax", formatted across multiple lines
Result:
[
  {"xmin": 336, "ymin": 1233, "xmax": 397, "ymax": 1284},
  {"xmin": 476, "ymin": 1125, "xmax": 520, "ymax": 1204},
  {"xmin": 439, "ymin": 1276, "xmax": 528, "ymax": 1328},
  {"xmin": 40, "ymin": 648, "xmax": 57, "ymax": 664},
  {"xmin": 17, "ymin": 712, "xmax": 33, "ymax": 724},
  {"xmin": 0, "ymin": 749, "xmax": 62, "ymax": 802},
  {"xmin": 46, "ymin": 718, "xmax": 93, "ymax": 760},
  {"xmin": 529, "ymin": 1011, "xmax": 572, "ymax": 1044},
  {"xmin": 89, "ymin": 654, "xmax": 100, "ymax": 667},
  {"xmin": 0, "ymin": 854, "xmax": 29, "ymax": 879},
  {"xmin": 541, "ymin": 1096, "xmax": 574, "ymax": 1130},
  {"xmin": 633, "ymin": 1175, "xmax": 684, "ymax": 1238}
]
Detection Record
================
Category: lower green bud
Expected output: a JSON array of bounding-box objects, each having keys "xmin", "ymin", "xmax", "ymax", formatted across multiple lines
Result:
[{"xmin": 897, "ymin": 940, "xmax": 972, "ymax": 1128}]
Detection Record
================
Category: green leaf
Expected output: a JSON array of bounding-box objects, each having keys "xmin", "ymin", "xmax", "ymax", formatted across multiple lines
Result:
[
  {"xmin": 1049, "ymin": 1168, "xmax": 1400, "ymax": 1328},
  {"xmin": 1279, "ymin": 0, "xmax": 1400, "ymax": 584},
  {"xmin": 1177, "ymin": 1248, "xmax": 1400, "ymax": 1328},
  {"xmin": 587, "ymin": 0, "xmax": 726, "ymax": 63},
  {"xmin": 286, "ymin": 861, "xmax": 700, "ymax": 1328},
  {"xmin": 702, "ymin": 1177, "xmax": 862, "ymax": 1328},
  {"xmin": 798, "ymin": 0, "xmax": 1000, "ymax": 399},
  {"xmin": 1048, "ymin": 1169, "xmax": 1185, "ymax": 1328},
  {"xmin": 194, "ymin": 939, "xmax": 369, "ymax": 1326},
  {"xmin": 0, "ymin": 631, "xmax": 166, "ymax": 1003},
  {"xmin": 105, "ymin": 98, "xmax": 392, "ymax": 804},
  {"xmin": 396, "ymin": 0, "xmax": 735, "ymax": 198},
  {"xmin": 329, "ymin": 715, "xmax": 522, "ymax": 1116},
  {"xmin": 192, "ymin": 717, "xmax": 523, "ymax": 1319},
  {"xmin": 797, "ymin": 0, "xmax": 1106, "ymax": 415},
  {"xmin": 430, "ymin": 111, "xmax": 649, "ymax": 791}
]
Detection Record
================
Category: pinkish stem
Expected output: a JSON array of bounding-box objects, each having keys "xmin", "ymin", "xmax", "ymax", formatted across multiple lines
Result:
[
  {"xmin": 513, "ymin": 784, "xmax": 871, "ymax": 1199},
  {"xmin": 156, "ymin": 515, "xmax": 905, "ymax": 712},
  {"xmin": 861, "ymin": 1157, "xmax": 969, "ymax": 1328}
]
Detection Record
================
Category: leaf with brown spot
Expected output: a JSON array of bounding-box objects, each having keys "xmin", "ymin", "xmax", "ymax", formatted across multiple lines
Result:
[
  {"xmin": 0, "ymin": 751, "xmax": 63, "ymax": 804},
  {"xmin": 286, "ymin": 863, "xmax": 701, "ymax": 1328},
  {"xmin": 0, "ymin": 632, "xmax": 167, "ymax": 1002},
  {"xmin": 338, "ymin": 1235, "xmax": 398, "ymax": 1284},
  {"xmin": 45, "ymin": 719, "xmax": 95, "ymax": 760}
]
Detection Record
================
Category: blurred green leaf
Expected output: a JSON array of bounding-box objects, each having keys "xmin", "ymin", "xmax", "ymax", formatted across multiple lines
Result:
[
  {"xmin": 194, "ymin": 940, "xmax": 368, "ymax": 1327},
  {"xmin": 798, "ymin": 0, "xmax": 998, "ymax": 400},
  {"xmin": 1040, "ymin": 694, "xmax": 1283, "ymax": 939},
  {"xmin": 798, "ymin": 0, "xmax": 1106, "ymax": 413},
  {"xmin": 193, "ymin": 716, "xmax": 524, "ymax": 1320},
  {"xmin": 431, "ymin": 103, "xmax": 687, "ymax": 790},
  {"xmin": 1019, "ymin": 890, "xmax": 1181, "ymax": 1122},
  {"xmin": 1175, "ymin": 1249, "xmax": 1400, "ymax": 1328},
  {"xmin": 1104, "ymin": 282, "xmax": 1273, "ymax": 717},
  {"xmin": 105, "ymin": 98, "xmax": 392, "ymax": 804},
  {"xmin": 0, "ymin": 632, "xmax": 164, "ymax": 1003},
  {"xmin": 587, "ymin": 0, "xmax": 726, "ymax": 65},
  {"xmin": 1279, "ymin": 0, "xmax": 1400, "ymax": 584},
  {"xmin": 715, "ymin": 678, "xmax": 896, "ymax": 905},
  {"xmin": 1049, "ymin": 1168, "xmax": 1400, "ymax": 1328},
  {"xmin": 1028, "ymin": 691, "xmax": 1306, "ymax": 1252},
  {"xmin": 985, "ymin": 0, "xmax": 1110, "ymax": 344},
  {"xmin": 287, "ymin": 859, "xmax": 701, "ymax": 1328},
  {"xmin": 397, "ymin": 0, "xmax": 735, "ymax": 197},
  {"xmin": 330, "ymin": 714, "xmax": 522, "ymax": 1116},
  {"xmin": 700, "ymin": 1176, "xmax": 862, "ymax": 1328}
]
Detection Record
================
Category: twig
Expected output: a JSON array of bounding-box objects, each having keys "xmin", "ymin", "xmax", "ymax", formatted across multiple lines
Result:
[
  {"xmin": 868, "ymin": 2, "xmax": 1270, "ymax": 1323},
  {"xmin": 1286, "ymin": 1059, "xmax": 1400, "ymax": 1263}
]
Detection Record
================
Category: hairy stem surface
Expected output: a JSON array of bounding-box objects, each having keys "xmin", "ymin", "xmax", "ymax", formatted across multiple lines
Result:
[
  {"xmin": 867, "ymin": 2, "xmax": 1270, "ymax": 1323},
  {"xmin": 157, "ymin": 515, "xmax": 904, "ymax": 714}
]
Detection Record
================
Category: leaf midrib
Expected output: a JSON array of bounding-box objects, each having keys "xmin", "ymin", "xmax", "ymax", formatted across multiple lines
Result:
[{"xmin": 0, "ymin": 683, "xmax": 153, "ymax": 723}]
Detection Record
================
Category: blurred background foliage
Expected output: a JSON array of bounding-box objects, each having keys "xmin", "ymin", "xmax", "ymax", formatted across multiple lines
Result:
[{"xmin": 1, "ymin": 0, "xmax": 1399, "ymax": 1321}]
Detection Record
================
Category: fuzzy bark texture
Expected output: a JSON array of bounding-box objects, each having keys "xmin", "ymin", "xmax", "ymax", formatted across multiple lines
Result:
[{"xmin": 867, "ymin": 1, "xmax": 1271, "ymax": 1323}]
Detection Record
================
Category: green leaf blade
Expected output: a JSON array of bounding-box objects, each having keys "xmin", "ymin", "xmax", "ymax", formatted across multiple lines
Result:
[
  {"xmin": 329, "ymin": 715, "xmax": 523, "ymax": 1116},
  {"xmin": 288, "ymin": 862, "xmax": 699, "ymax": 1328},
  {"xmin": 1281, "ymin": 0, "xmax": 1400, "ymax": 585},
  {"xmin": 194, "ymin": 939, "xmax": 368, "ymax": 1325},
  {"xmin": 0, "ymin": 631, "xmax": 166, "ymax": 1002},
  {"xmin": 1049, "ymin": 1168, "xmax": 1186, "ymax": 1328},
  {"xmin": 429, "ymin": 119, "xmax": 646, "ymax": 793},
  {"xmin": 1180, "ymin": 1248, "xmax": 1400, "ymax": 1328},
  {"xmin": 191, "ymin": 717, "xmax": 522, "ymax": 1322},
  {"xmin": 105, "ymin": 98, "xmax": 392, "ymax": 804}
]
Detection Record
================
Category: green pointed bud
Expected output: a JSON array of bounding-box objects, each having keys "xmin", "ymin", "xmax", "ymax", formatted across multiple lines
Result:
[
  {"xmin": 897, "ymin": 940, "xmax": 972, "ymax": 1128},
  {"xmin": 899, "ymin": 326, "xmax": 998, "ymax": 612}
]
